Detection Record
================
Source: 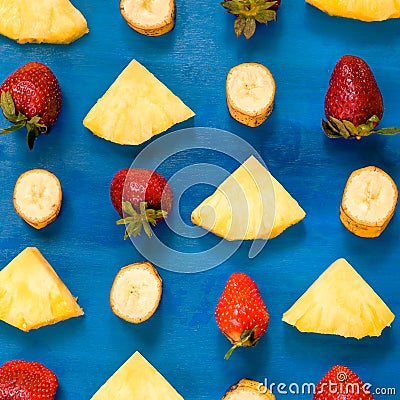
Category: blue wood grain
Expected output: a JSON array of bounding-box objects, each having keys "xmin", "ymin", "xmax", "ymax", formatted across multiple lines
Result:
[{"xmin": 0, "ymin": 0, "xmax": 399, "ymax": 398}]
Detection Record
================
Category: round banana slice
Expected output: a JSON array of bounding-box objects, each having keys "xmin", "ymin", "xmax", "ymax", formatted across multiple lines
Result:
[
  {"xmin": 340, "ymin": 166, "xmax": 398, "ymax": 238},
  {"xmin": 110, "ymin": 262, "xmax": 162, "ymax": 323},
  {"xmin": 13, "ymin": 169, "xmax": 62, "ymax": 229},
  {"xmin": 120, "ymin": 0, "xmax": 175, "ymax": 36},
  {"xmin": 223, "ymin": 378, "xmax": 275, "ymax": 399},
  {"xmin": 226, "ymin": 62, "xmax": 276, "ymax": 127}
]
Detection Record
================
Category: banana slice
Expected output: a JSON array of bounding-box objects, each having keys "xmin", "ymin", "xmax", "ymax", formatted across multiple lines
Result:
[
  {"xmin": 223, "ymin": 379, "xmax": 276, "ymax": 400},
  {"xmin": 110, "ymin": 262, "xmax": 162, "ymax": 323},
  {"xmin": 340, "ymin": 166, "xmax": 398, "ymax": 238},
  {"xmin": 120, "ymin": 0, "xmax": 175, "ymax": 36},
  {"xmin": 226, "ymin": 63, "xmax": 275, "ymax": 127},
  {"xmin": 13, "ymin": 169, "xmax": 62, "ymax": 229}
]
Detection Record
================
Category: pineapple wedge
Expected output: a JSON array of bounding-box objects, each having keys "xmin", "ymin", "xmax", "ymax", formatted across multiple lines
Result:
[
  {"xmin": 306, "ymin": 0, "xmax": 400, "ymax": 22},
  {"xmin": 191, "ymin": 156, "xmax": 305, "ymax": 241},
  {"xmin": 282, "ymin": 258, "xmax": 395, "ymax": 339},
  {"xmin": 90, "ymin": 351, "xmax": 183, "ymax": 399},
  {"xmin": 83, "ymin": 59, "xmax": 195, "ymax": 145},
  {"xmin": 0, "ymin": 247, "xmax": 83, "ymax": 332},
  {"xmin": 0, "ymin": 0, "xmax": 88, "ymax": 44}
]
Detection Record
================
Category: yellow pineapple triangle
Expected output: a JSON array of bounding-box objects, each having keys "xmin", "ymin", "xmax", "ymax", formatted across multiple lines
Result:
[
  {"xmin": 90, "ymin": 351, "xmax": 184, "ymax": 399},
  {"xmin": 191, "ymin": 155, "xmax": 305, "ymax": 241},
  {"xmin": 83, "ymin": 59, "xmax": 195, "ymax": 146},
  {"xmin": 0, "ymin": 0, "xmax": 88, "ymax": 44},
  {"xmin": 0, "ymin": 247, "xmax": 84, "ymax": 332},
  {"xmin": 282, "ymin": 258, "xmax": 395, "ymax": 339},
  {"xmin": 306, "ymin": 0, "xmax": 400, "ymax": 22}
]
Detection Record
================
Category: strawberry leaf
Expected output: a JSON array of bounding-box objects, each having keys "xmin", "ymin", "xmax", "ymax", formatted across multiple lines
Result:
[
  {"xmin": 16, "ymin": 112, "xmax": 28, "ymax": 123},
  {"xmin": 255, "ymin": 9, "xmax": 276, "ymax": 23},
  {"xmin": 221, "ymin": 0, "xmax": 241, "ymax": 14},
  {"xmin": 28, "ymin": 116, "xmax": 47, "ymax": 133},
  {"xmin": 239, "ymin": 326, "xmax": 259, "ymax": 346},
  {"xmin": 342, "ymin": 120, "xmax": 358, "ymax": 136},
  {"xmin": 326, "ymin": 119, "xmax": 340, "ymax": 133},
  {"xmin": 374, "ymin": 127, "xmax": 400, "ymax": 135},
  {"xmin": 146, "ymin": 209, "xmax": 167, "ymax": 225},
  {"xmin": 367, "ymin": 114, "xmax": 380, "ymax": 124},
  {"xmin": 126, "ymin": 221, "xmax": 141, "ymax": 239},
  {"xmin": 243, "ymin": 17, "xmax": 256, "ymax": 39},
  {"xmin": 234, "ymin": 16, "xmax": 246, "ymax": 37},
  {"xmin": 321, "ymin": 119, "xmax": 342, "ymax": 138},
  {"xmin": 323, "ymin": 114, "xmax": 400, "ymax": 139},
  {"xmin": 142, "ymin": 220, "xmax": 152, "ymax": 237},
  {"xmin": 140, "ymin": 202, "xmax": 152, "ymax": 236},
  {"xmin": 329, "ymin": 117, "xmax": 351, "ymax": 139},
  {"xmin": 122, "ymin": 200, "xmax": 136, "ymax": 217},
  {"xmin": 263, "ymin": 0, "xmax": 277, "ymax": 8},
  {"xmin": 222, "ymin": 0, "xmax": 278, "ymax": 39},
  {"xmin": 0, "ymin": 124, "xmax": 25, "ymax": 134},
  {"xmin": 0, "ymin": 90, "xmax": 48, "ymax": 149},
  {"xmin": 26, "ymin": 124, "xmax": 40, "ymax": 150},
  {"xmin": 117, "ymin": 201, "xmax": 166, "ymax": 240},
  {"xmin": 357, "ymin": 124, "xmax": 373, "ymax": 136},
  {"xmin": 0, "ymin": 90, "xmax": 17, "ymax": 122}
]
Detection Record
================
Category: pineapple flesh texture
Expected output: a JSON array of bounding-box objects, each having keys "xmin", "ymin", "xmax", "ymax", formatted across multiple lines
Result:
[
  {"xmin": 90, "ymin": 351, "xmax": 184, "ymax": 400},
  {"xmin": 83, "ymin": 59, "xmax": 195, "ymax": 145},
  {"xmin": 282, "ymin": 258, "xmax": 395, "ymax": 339},
  {"xmin": 0, "ymin": 247, "xmax": 84, "ymax": 332},
  {"xmin": 306, "ymin": 0, "xmax": 400, "ymax": 21},
  {"xmin": 0, "ymin": 0, "xmax": 88, "ymax": 44},
  {"xmin": 191, "ymin": 155, "xmax": 305, "ymax": 241}
]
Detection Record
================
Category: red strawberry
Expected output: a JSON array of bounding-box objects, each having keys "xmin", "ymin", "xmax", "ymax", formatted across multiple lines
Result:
[
  {"xmin": 322, "ymin": 55, "xmax": 400, "ymax": 139},
  {"xmin": 221, "ymin": 0, "xmax": 280, "ymax": 39},
  {"xmin": 215, "ymin": 272, "xmax": 269, "ymax": 359},
  {"xmin": 314, "ymin": 365, "xmax": 374, "ymax": 400},
  {"xmin": 110, "ymin": 168, "xmax": 173, "ymax": 238},
  {"xmin": 0, "ymin": 62, "xmax": 62, "ymax": 149},
  {"xmin": 271, "ymin": 0, "xmax": 280, "ymax": 9},
  {"xmin": 0, "ymin": 360, "xmax": 58, "ymax": 400}
]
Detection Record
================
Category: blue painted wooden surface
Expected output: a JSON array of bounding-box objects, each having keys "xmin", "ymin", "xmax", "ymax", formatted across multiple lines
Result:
[{"xmin": 0, "ymin": 0, "xmax": 399, "ymax": 398}]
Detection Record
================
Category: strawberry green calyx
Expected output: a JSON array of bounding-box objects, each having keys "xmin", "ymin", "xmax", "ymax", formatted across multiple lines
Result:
[
  {"xmin": 221, "ymin": 0, "xmax": 277, "ymax": 39},
  {"xmin": 224, "ymin": 326, "xmax": 259, "ymax": 360},
  {"xmin": 117, "ymin": 201, "xmax": 167, "ymax": 239},
  {"xmin": 322, "ymin": 115, "xmax": 400, "ymax": 140},
  {"xmin": 0, "ymin": 91, "xmax": 47, "ymax": 150}
]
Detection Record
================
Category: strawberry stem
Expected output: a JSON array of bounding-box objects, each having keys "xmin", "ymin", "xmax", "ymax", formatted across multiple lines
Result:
[
  {"xmin": 322, "ymin": 115, "xmax": 400, "ymax": 139},
  {"xmin": 224, "ymin": 343, "xmax": 240, "ymax": 360},
  {"xmin": 0, "ymin": 90, "xmax": 47, "ymax": 149},
  {"xmin": 221, "ymin": 0, "xmax": 277, "ymax": 39},
  {"xmin": 116, "ymin": 201, "xmax": 167, "ymax": 239},
  {"xmin": 224, "ymin": 326, "xmax": 259, "ymax": 360}
]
